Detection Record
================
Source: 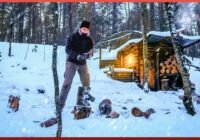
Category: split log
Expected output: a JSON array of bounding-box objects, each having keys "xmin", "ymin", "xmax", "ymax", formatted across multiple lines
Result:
[
  {"xmin": 40, "ymin": 118, "xmax": 57, "ymax": 128},
  {"xmin": 171, "ymin": 66, "xmax": 178, "ymax": 74},
  {"xmin": 164, "ymin": 60, "xmax": 169, "ymax": 65},
  {"xmin": 99, "ymin": 99, "xmax": 112, "ymax": 115},
  {"xmin": 172, "ymin": 60, "xmax": 177, "ymax": 66},
  {"xmin": 166, "ymin": 68, "xmax": 171, "ymax": 74},
  {"xmin": 73, "ymin": 87, "xmax": 93, "ymax": 120},
  {"xmin": 106, "ymin": 111, "xmax": 120, "ymax": 119},
  {"xmin": 160, "ymin": 63, "xmax": 164, "ymax": 67},
  {"xmin": 131, "ymin": 107, "xmax": 155, "ymax": 119},
  {"xmin": 166, "ymin": 65, "xmax": 172, "ymax": 69},
  {"xmin": 8, "ymin": 95, "xmax": 20, "ymax": 112},
  {"xmin": 160, "ymin": 69, "xmax": 165, "ymax": 74}
]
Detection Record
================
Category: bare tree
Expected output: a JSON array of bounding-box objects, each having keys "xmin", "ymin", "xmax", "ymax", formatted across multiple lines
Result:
[
  {"xmin": 51, "ymin": 2, "xmax": 62, "ymax": 137},
  {"xmin": 165, "ymin": 3, "xmax": 195, "ymax": 116},
  {"xmin": 68, "ymin": 3, "xmax": 77, "ymax": 34},
  {"xmin": 141, "ymin": 3, "xmax": 149, "ymax": 93}
]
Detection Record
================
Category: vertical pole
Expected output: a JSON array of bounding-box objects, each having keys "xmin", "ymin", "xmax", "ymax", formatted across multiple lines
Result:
[{"xmin": 156, "ymin": 48, "xmax": 160, "ymax": 90}]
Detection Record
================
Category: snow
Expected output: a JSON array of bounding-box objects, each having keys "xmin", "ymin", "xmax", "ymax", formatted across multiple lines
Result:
[
  {"xmin": 101, "ymin": 48, "xmax": 117, "ymax": 60},
  {"xmin": 113, "ymin": 68, "xmax": 133, "ymax": 73},
  {"xmin": 0, "ymin": 42, "xmax": 200, "ymax": 137},
  {"xmin": 148, "ymin": 28, "xmax": 185, "ymax": 37},
  {"xmin": 180, "ymin": 33, "xmax": 200, "ymax": 40},
  {"xmin": 101, "ymin": 38, "xmax": 142, "ymax": 60}
]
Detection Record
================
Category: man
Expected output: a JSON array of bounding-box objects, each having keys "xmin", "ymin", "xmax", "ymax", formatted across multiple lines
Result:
[{"xmin": 59, "ymin": 21, "xmax": 94, "ymax": 111}]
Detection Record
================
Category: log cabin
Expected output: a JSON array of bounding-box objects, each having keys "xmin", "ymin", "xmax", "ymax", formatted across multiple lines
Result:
[{"xmin": 99, "ymin": 30, "xmax": 200, "ymax": 91}]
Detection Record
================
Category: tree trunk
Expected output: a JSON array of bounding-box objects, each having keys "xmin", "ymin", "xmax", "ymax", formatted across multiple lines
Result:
[
  {"xmin": 159, "ymin": 3, "xmax": 165, "ymax": 31},
  {"xmin": 165, "ymin": 3, "xmax": 196, "ymax": 116},
  {"xmin": 62, "ymin": 3, "xmax": 67, "ymax": 44},
  {"xmin": 27, "ymin": 4, "xmax": 32, "ymax": 43},
  {"xmin": 32, "ymin": 5, "xmax": 36, "ymax": 43},
  {"xmin": 68, "ymin": 3, "xmax": 73, "ymax": 34},
  {"xmin": 51, "ymin": 3, "xmax": 62, "ymax": 137},
  {"xmin": 18, "ymin": 3, "xmax": 26, "ymax": 43},
  {"xmin": 150, "ymin": 3, "xmax": 155, "ymax": 30},
  {"xmin": 0, "ymin": 3, "xmax": 5, "ymax": 41},
  {"xmin": 135, "ymin": 3, "xmax": 142, "ymax": 31},
  {"xmin": 8, "ymin": 4, "xmax": 15, "ymax": 57},
  {"xmin": 68, "ymin": 3, "xmax": 77, "ymax": 34},
  {"xmin": 87, "ymin": 3, "xmax": 96, "ymax": 44},
  {"xmin": 141, "ymin": 3, "xmax": 149, "ymax": 93},
  {"xmin": 112, "ymin": 2, "xmax": 118, "ymax": 34},
  {"xmin": 8, "ymin": 24, "xmax": 13, "ymax": 57}
]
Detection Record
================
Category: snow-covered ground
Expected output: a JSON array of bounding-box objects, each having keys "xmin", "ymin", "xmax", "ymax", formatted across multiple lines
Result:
[{"xmin": 0, "ymin": 42, "xmax": 200, "ymax": 137}]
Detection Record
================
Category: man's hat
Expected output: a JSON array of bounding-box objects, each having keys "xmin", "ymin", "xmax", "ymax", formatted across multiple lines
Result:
[{"xmin": 80, "ymin": 21, "xmax": 90, "ymax": 29}]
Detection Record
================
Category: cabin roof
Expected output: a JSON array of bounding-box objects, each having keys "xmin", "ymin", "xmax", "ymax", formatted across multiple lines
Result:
[
  {"xmin": 101, "ymin": 29, "xmax": 200, "ymax": 60},
  {"xmin": 148, "ymin": 31, "xmax": 200, "ymax": 48}
]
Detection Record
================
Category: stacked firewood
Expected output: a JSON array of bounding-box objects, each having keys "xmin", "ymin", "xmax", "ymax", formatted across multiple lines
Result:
[{"xmin": 160, "ymin": 54, "xmax": 179, "ymax": 75}]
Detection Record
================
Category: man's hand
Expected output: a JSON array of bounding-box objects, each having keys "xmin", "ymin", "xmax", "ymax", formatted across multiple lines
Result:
[
  {"xmin": 77, "ymin": 54, "xmax": 87, "ymax": 62},
  {"xmin": 77, "ymin": 49, "xmax": 94, "ymax": 62},
  {"xmin": 83, "ymin": 49, "xmax": 94, "ymax": 59}
]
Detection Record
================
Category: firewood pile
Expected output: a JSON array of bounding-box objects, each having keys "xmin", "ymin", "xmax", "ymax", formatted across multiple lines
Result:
[{"xmin": 160, "ymin": 54, "xmax": 179, "ymax": 76}]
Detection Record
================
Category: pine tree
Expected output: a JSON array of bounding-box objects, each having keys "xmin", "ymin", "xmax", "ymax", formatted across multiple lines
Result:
[{"xmin": 165, "ymin": 3, "xmax": 195, "ymax": 116}]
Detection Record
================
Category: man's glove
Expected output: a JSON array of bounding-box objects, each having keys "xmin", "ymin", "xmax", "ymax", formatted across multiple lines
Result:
[{"xmin": 77, "ymin": 54, "xmax": 87, "ymax": 62}]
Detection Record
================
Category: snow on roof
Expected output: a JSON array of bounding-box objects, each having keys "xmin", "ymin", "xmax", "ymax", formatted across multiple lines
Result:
[
  {"xmin": 101, "ymin": 48, "xmax": 118, "ymax": 60},
  {"xmin": 95, "ymin": 30, "xmax": 142, "ymax": 48},
  {"xmin": 148, "ymin": 28, "xmax": 185, "ymax": 37},
  {"xmin": 107, "ymin": 33, "xmax": 131, "ymax": 42},
  {"xmin": 101, "ymin": 28, "xmax": 200, "ymax": 61},
  {"xmin": 179, "ymin": 33, "xmax": 200, "ymax": 40},
  {"xmin": 115, "ymin": 38, "xmax": 142, "ymax": 53},
  {"xmin": 101, "ymin": 38, "xmax": 142, "ymax": 60}
]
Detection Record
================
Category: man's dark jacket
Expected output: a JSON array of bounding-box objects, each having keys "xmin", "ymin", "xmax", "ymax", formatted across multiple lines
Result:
[{"xmin": 66, "ymin": 31, "xmax": 93, "ymax": 65}]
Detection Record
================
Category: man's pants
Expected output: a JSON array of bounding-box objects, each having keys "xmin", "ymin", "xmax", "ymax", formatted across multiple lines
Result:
[{"xmin": 59, "ymin": 61, "xmax": 90, "ymax": 110}]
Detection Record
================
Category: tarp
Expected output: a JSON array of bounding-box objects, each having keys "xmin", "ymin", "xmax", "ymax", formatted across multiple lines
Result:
[{"xmin": 147, "ymin": 31, "xmax": 200, "ymax": 48}]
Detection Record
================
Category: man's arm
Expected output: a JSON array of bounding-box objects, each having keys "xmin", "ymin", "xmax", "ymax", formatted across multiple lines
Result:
[
  {"xmin": 83, "ymin": 38, "xmax": 94, "ymax": 58},
  {"xmin": 65, "ymin": 35, "xmax": 79, "ymax": 60},
  {"xmin": 84, "ymin": 49, "xmax": 94, "ymax": 58}
]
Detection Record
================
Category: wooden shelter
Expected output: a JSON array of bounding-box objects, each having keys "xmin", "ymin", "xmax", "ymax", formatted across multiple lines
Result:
[{"xmin": 99, "ymin": 30, "xmax": 200, "ymax": 90}]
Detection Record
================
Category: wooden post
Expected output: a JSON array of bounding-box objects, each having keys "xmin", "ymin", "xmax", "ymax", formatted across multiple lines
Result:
[
  {"xmin": 138, "ymin": 46, "xmax": 141, "ymax": 83},
  {"xmin": 120, "ymin": 54, "xmax": 124, "ymax": 67},
  {"xmin": 156, "ymin": 48, "xmax": 160, "ymax": 90},
  {"xmin": 111, "ymin": 65, "xmax": 114, "ymax": 78}
]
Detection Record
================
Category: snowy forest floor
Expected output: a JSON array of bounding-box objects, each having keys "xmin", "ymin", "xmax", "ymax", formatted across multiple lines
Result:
[{"xmin": 0, "ymin": 42, "xmax": 200, "ymax": 137}]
